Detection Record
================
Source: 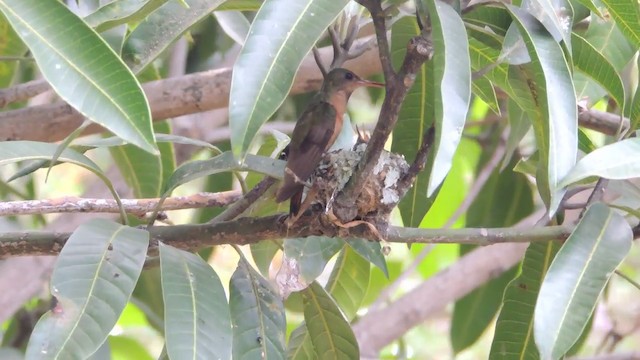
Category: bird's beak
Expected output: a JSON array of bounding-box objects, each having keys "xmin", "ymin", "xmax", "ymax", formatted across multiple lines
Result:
[{"xmin": 357, "ymin": 79, "xmax": 385, "ymax": 88}]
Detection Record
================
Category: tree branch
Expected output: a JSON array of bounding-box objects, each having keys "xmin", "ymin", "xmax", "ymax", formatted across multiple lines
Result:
[
  {"xmin": 0, "ymin": 214, "xmax": 571, "ymax": 257},
  {"xmin": 0, "ymin": 191, "xmax": 241, "ymax": 217}
]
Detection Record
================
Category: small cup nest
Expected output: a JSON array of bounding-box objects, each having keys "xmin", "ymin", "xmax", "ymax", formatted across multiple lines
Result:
[{"xmin": 308, "ymin": 143, "xmax": 409, "ymax": 221}]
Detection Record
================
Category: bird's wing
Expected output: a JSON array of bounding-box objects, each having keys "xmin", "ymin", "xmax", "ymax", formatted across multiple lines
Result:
[{"xmin": 275, "ymin": 101, "xmax": 337, "ymax": 202}]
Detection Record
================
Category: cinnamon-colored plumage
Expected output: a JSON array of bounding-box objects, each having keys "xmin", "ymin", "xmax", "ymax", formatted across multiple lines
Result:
[{"xmin": 275, "ymin": 68, "xmax": 383, "ymax": 216}]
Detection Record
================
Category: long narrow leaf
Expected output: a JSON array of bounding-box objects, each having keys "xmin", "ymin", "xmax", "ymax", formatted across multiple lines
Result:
[
  {"xmin": 160, "ymin": 243, "xmax": 231, "ymax": 360},
  {"xmin": 506, "ymin": 5, "xmax": 577, "ymax": 215},
  {"xmin": 534, "ymin": 203, "xmax": 632, "ymax": 359},
  {"xmin": 0, "ymin": 0, "xmax": 156, "ymax": 154},
  {"xmin": 424, "ymin": 0, "xmax": 472, "ymax": 195},
  {"xmin": 230, "ymin": 257, "xmax": 286, "ymax": 359},
  {"xmin": 302, "ymin": 283, "xmax": 359, "ymax": 359},
  {"xmin": 229, "ymin": 0, "xmax": 349, "ymax": 159}
]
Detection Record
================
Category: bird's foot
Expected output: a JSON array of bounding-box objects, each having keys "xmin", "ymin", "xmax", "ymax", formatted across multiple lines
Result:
[{"xmin": 325, "ymin": 209, "xmax": 383, "ymax": 241}]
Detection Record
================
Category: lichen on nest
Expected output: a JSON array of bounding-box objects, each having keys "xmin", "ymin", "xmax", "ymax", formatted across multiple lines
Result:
[{"xmin": 308, "ymin": 143, "xmax": 409, "ymax": 221}]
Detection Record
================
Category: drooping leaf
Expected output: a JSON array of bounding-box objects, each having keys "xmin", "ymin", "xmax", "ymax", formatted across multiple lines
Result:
[
  {"xmin": 123, "ymin": 0, "xmax": 227, "ymax": 73},
  {"xmin": 159, "ymin": 243, "xmax": 231, "ymax": 360},
  {"xmin": 505, "ymin": 5, "xmax": 577, "ymax": 215},
  {"xmin": 534, "ymin": 203, "xmax": 632, "ymax": 359},
  {"xmin": 325, "ymin": 246, "xmax": 370, "ymax": 321},
  {"xmin": 74, "ymin": 133, "xmax": 216, "ymax": 150},
  {"xmin": 301, "ymin": 283, "xmax": 359, "ymax": 360},
  {"xmin": 424, "ymin": 0, "xmax": 472, "ymax": 195},
  {"xmin": 163, "ymin": 151, "xmax": 285, "ymax": 196},
  {"xmin": 489, "ymin": 241, "xmax": 560, "ymax": 359},
  {"xmin": 0, "ymin": 0, "xmax": 157, "ymax": 154},
  {"xmin": 287, "ymin": 247, "xmax": 369, "ymax": 358},
  {"xmin": 26, "ymin": 219, "xmax": 149, "ymax": 359},
  {"xmin": 230, "ymin": 257, "xmax": 286, "ymax": 360},
  {"xmin": 229, "ymin": 0, "xmax": 349, "ymax": 159}
]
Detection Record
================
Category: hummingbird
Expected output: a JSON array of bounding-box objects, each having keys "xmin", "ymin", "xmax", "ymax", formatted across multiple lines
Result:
[{"xmin": 275, "ymin": 68, "xmax": 384, "ymax": 218}]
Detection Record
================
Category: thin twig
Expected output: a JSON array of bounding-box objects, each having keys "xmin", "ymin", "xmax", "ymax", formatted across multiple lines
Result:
[
  {"xmin": 0, "ymin": 191, "xmax": 241, "ymax": 217},
  {"xmin": 614, "ymin": 269, "xmax": 640, "ymax": 292},
  {"xmin": 579, "ymin": 177, "xmax": 608, "ymax": 219},
  {"xmin": 394, "ymin": 126, "xmax": 436, "ymax": 200}
]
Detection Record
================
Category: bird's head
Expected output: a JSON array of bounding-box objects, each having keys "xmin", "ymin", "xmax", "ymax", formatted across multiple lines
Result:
[{"xmin": 321, "ymin": 68, "xmax": 384, "ymax": 97}]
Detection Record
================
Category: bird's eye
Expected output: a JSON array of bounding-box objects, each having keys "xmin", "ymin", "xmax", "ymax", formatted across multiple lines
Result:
[{"xmin": 345, "ymin": 72, "xmax": 354, "ymax": 80}]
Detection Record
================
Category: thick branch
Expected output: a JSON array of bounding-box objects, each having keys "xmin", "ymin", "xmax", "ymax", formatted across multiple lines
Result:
[
  {"xmin": 0, "ymin": 191, "xmax": 241, "ymax": 217},
  {"xmin": 0, "ymin": 215, "xmax": 571, "ymax": 257}
]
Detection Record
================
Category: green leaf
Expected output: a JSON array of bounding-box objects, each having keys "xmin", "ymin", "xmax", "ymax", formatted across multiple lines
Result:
[
  {"xmin": 391, "ymin": 16, "xmax": 436, "ymax": 227},
  {"xmin": 284, "ymin": 237, "xmax": 344, "ymax": 283},
  {"xmin": 424, "ymin": 0, "xmax": 472, "ymax": 195},
  {"xmin": 0, "ymin": 0, "xmax": 157, "ymax": 154},
  {"xmin": 472, "ymin": 77, "xmax": 500, "ymax": 115},
  {"xmin": 251, "ymin": 240, "xmax": 281, "ymax": 276},
  {"xmin": 84, "ymin": 0, "xmax": 169, "ymax": 33},
  {"xmin": 217, "ymin": 0, "xmax": 263, "ymax": 11},
  {"xmin": 561, "ymin": 137, "xmax": 640, "ymax": 185},
  {"xmin": 572, "ymin": 33, "xmax": 626, "ymax": 109},
  {"xmin": 75, "ymin": 133, "xmax": 216, "ymax": 150},
  {"xmin": 0, "ymin": 141, "xmax": 126, "ymax": 220},
  {"xmin": 452, "ymin": 159, "xmax": 534, "ymax": 353},
  {"xmin": 489, "ymin": 241, "xmax": 560, "ymax": 359},
  {"xmin": 287, "ymin": 323, "xmax": 315, "ymax": 360},
  {"xmin": 229, "ymin": 0, "xmax": 349, "ymax": 159},
  {"xmin": 577, "ymin": 128, "xmax": 597, "ymax": 154},
  {"xmin": 230, "ymin": 257, "xmax": 286, "ymax": 360},
  {"xmin": 534, "ymin": 203, "xmax": 632, "ymax": 359},
  {"xmin": 505, "ymin": 5, "xmax": 577, "ymax": 214},
  {"xmin": 111, "ymin": 144, "xmax": 163, "ymax": 198},
  {"xmin": 629, "ymin": 63, "xmax": 640, "ymax": 131},
  {"xmin": 301, "ymin": 283, "xmax": 359, "ymax": 360},
  {"xmin": 122, "ymin": 0, "xmax": 226, "ymax": 73},
  {"xmin": 325, "ymin": 246, "xmax": 370, "ymax": 321},
  {"xmin": 214, "ymin": 10, "xmax": 250, "ymax": 45},
  {"xmin": 287, "ymin": 248, "xmax": 369, "ymax": 358},
  {"xmin": 159, "ymin": 243, "xmax": 231, "ymax": 360},
  {"xmin": 345, "ymin": 238, "xmax": 388, "ymax": 278},
  {"xmin": 163, "ymin": 151, "xmax": 285, "ymax": 196},
  {"xmin": 522, "ymin": 0, "xmax": 572, "ymax": 45},
  {"xmin": 26, "ymin": 219, "xmax": 149, "ymax": 359},
  {"xmin": 599, "ymin": 0, "xmax": 640, "ymax": 47}
]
